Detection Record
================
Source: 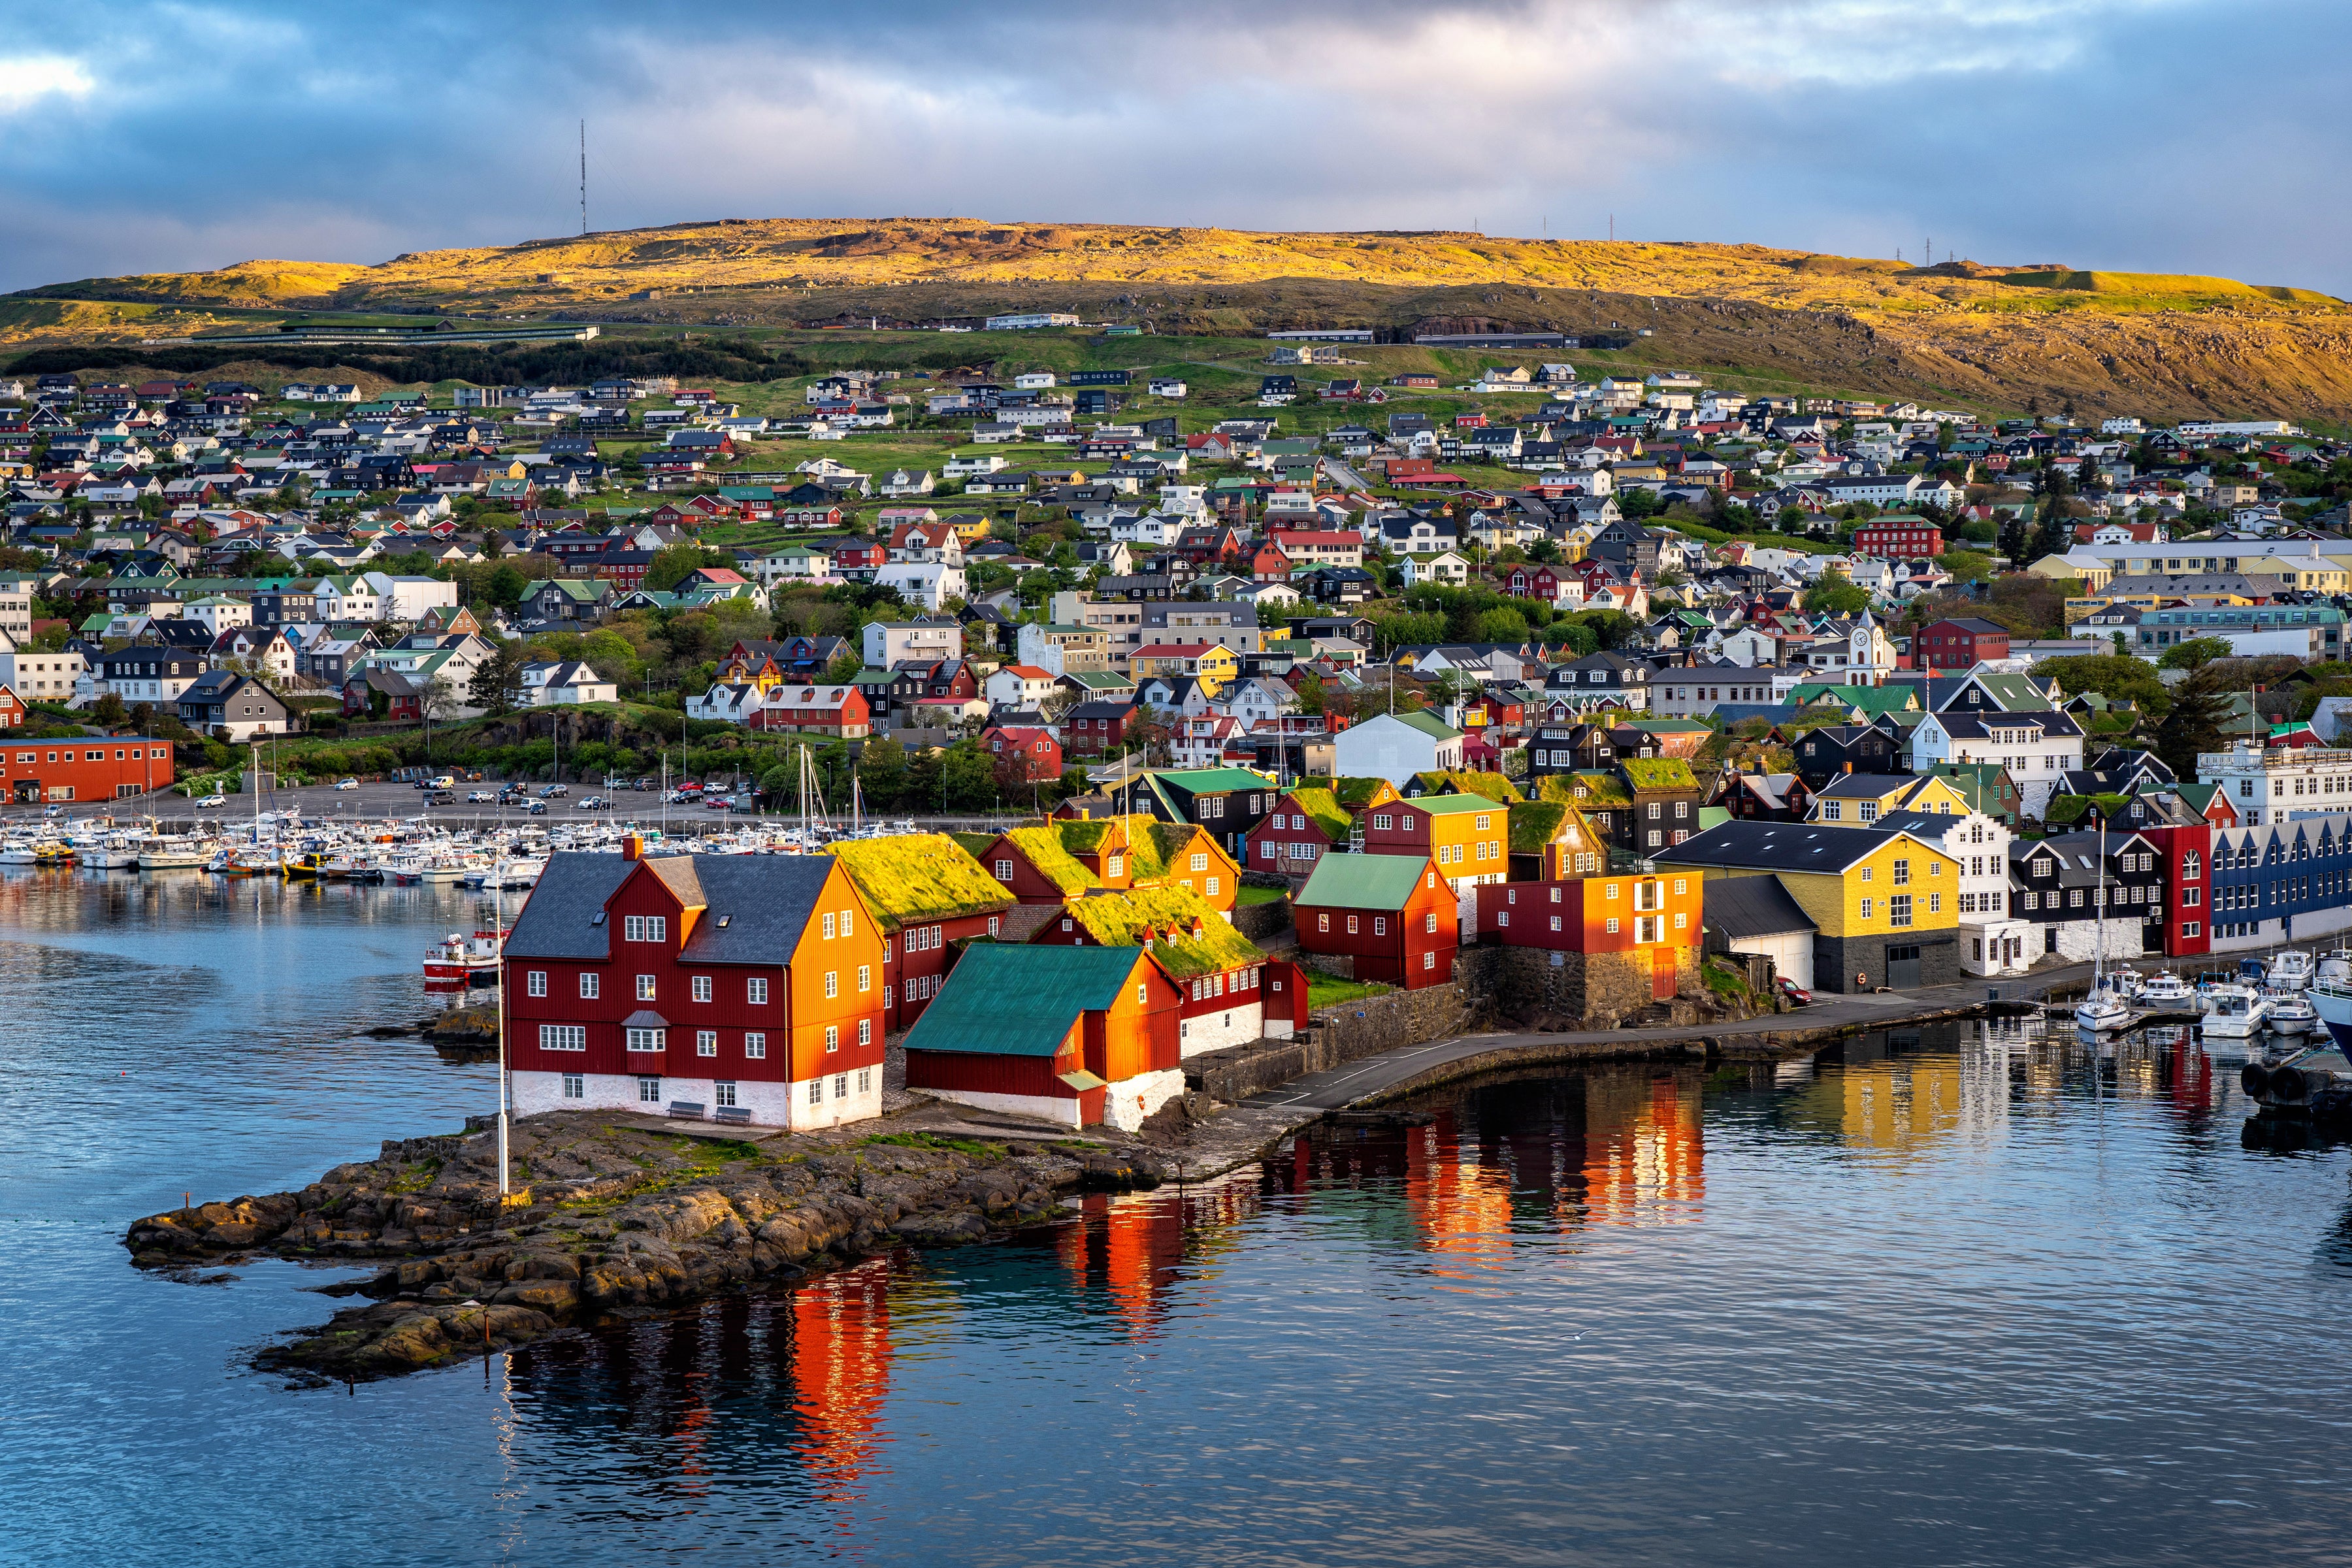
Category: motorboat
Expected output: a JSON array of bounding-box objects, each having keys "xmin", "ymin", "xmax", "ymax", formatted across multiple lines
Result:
[
  {"xmin": 2268, "ymin": 949, "xmax": 2316, "ymax": 991},
  {"xmin": 2136, "ymin": 971, "xmax": 2197, "ymax": 1007},
  {"xmin": 2200, "ymin": 983, "xmax": 2272, "ymax": 1049},
  {"xmin": 2308, "ymin": 951, "xmax": 2352, "ymax": 1053},
  {"xmin": 80, "ymin": 834, "xmax": 150, "ymax": 870},
  {"xmin": 137, "ymin": 838, "xmax": 209, "ymax": 870},
  {"xmin": 2265, "ymin": 990, "xmax": 2320, "ymax": 1039},
  {"xmin": 2075, "ymin": 987, "xmax": 2136, "ymax": 1033},
  {"xmin": 423, "ymin": 928, "xmax": 504, "ymax": 986}
]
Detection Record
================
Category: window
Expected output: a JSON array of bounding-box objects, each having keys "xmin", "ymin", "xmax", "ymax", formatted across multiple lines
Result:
[
  {"xmin": 1889, "ymin": 894, "xmax": 1913, "ymax": 928},
  {"xmin": 539, "ymin": 1024, "xmax": 585, "ymax": 1052},
  {"xmin": 1861, "ymin": 897, "xmax": 1874, "ymax": 921},
  {"xmin": 1892, "ymin": 858, "xmax": 1910, "ymax": 886},
  {"xmin": 696, "ymin": 1029, "xmax": 717, "ymax": 1057},
  {"xmin": 834, "ymin": 1074, "xmax": 849, "ymax": 1100},
  {"xmin": 692, "ymin": 975, "xmax": 712, "ymax": 1003},
  {"xmin": 640, "ymin": 1076, "xmax": 662, "ymax": 1103},
  {"xmin": 627, "ymin": 1027, "xmax": 665, "ymax": 1053},
  {"xmin": 623, "ymin": 915, "xmax": 666, "ymax": 943},
  {"xmin": 1423, "ymin": 952, "xmax": 1435, "ymax": 970},
  {"xmin": 1929, "ymin": 892, "xmax": 1940, "ymax": 914},
  {"xmin": 825, "ymin": 971, "xmax": 839, "ymax": 999},
  {"xmin": 748, "ymin": 976, "xmax": 768, "ymax": 1005},
  {"xmin": 809, "ymin": 1079, "xmax": 823, "ymax": 1105},
  {"xmin": 1318, "ymin": 913, "xmax": 1330, "ymax": 932},
  {"xmin": 858, "ymin": 1068, "xmax": 872, "ymax": 1094},
  {"xmin": 745, "ymin": 1032, "xmax": 766, "ymax": 1059},
  {"xmin": 858, "ymin": 1019, "xmax": 873, "ymax": 1047},
  {"xmin": 1347, "ymin": 915, "xmax": 1360, "ymax": 934},
  {"xmin": 1605, "ymin": 917, "xmax": 1620, "ymax": 934},
  {"xmin": 823, "ymin": 911, "xmax": 838, "ymax": 939},
  {"xmin": 527, "ymin": 970, "xmax": 546, "ymax": 998},
  {"xmin": 636, "ymin": 974, "xmax": 657, "ymax": 1000},
  {"xmin": 715, "ymin": 1081, "xmax": 737, "ymax": 1109},
  {"xmin": 1401, "ymin": 815, "xmax": 1416, "ymax": 830},
  {"xmin": 1373, "ymin": 917, "xmax": 1388, "ymax": 936},
  {"xmin": 563, "ymin": 1073, "xmax": 584, "ymax": 1100},
  {"xmin": 995, "ymin": 858, "xmax": 1014, "ymax": 881},
  {"xmin": 580, "ymin": 972, "xmax": 600, "ymax": 999},
  {"xmin": 1636, "ymin": 916, "xmax": 1661, "ymax": 943},
  {"xmin": 840, "ymin": 909, "xmax": 855, "ymax": 938},
  {"xmin": 1107, "ymin": 853, "xmax": 1124, "ymax": 876}
]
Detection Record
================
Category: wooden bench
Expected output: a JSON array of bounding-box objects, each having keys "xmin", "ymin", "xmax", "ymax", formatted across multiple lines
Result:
[
  {"xmin": 665, "ymin": 1100, "xmax": 707, "ymax": 1120},
  {"xmin": 711, "ymin": 1105, "xmax": 752, "ymax": 1126}
]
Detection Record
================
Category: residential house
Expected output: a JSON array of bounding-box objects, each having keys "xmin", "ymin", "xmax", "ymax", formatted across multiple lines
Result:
[
  {"xmin": 1473, "ymin": 866, "xmax": 1705, "ymax": 1011},
  {"xmin": 176, "ymin": 671, "xmax": 293, "ymax": 741},
  {"xmin": 1293, "ymin": 855, "xmax": 1460, "ymax": 988},
  {"xmin": 826, "ymin": 834, "xmax": 1017, "ymax": 1035}
]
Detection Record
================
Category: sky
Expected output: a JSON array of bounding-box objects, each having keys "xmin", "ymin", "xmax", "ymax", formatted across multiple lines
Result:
[{"xmin": 1, "ymin": 0, "xmax": 2346, "ymax": 295}]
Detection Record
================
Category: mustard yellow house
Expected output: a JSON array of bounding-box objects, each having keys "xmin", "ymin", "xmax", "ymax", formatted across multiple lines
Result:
[{"xmin": 1659, "ymin": 819, "xmax": 1962, "ymax": 993}]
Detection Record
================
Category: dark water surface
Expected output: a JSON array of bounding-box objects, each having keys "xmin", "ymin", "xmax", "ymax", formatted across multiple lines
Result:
[{"xmin": 6, "ymin": 868, "xmax": 2352, "ymax": 1567}]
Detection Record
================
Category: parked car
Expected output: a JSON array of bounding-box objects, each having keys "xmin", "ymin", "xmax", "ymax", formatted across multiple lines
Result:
[
  {"xmin": 519, "ymin": 800, "xmax": 547, "ymax": 815},
  {"xmin": 425, "ymin": 791, "xmax": 455, "ymax": 806},
  {"xmin": 1777, "ymin": 977, "xmax": 1812, "ymax": 1007},
  {"xmin": 704, "ymin": 794, "xmax": 736, "ymax": 810},
  {"xmin": 577, "ymin": 796, "xmax": 612, "ymax": 810},
  {"xmin": 334, "ymin": 777, "xmax": 359, "ymax": 791},
  {"xmin": 468, "ymin": 790, "xmax": 498, "ymax": 803},
  {"xmin": 676, "ymin": 781, "xmax": 704, "ymax": 795},
  {"xmin": 540, "ymin": 784, "xmax": 569, "ymax": 798},
  {"xmin": 193, "ymin": 794, "xmax": 227, "ymax": 809},
  {"xmin": 664, "ymin": 789, "xmax": 698, "ymax": 804}
]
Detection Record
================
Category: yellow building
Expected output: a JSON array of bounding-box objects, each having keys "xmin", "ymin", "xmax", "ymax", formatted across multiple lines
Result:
[
  {"xmin": 1131, "ymin": 642, "xmax": 1239, "ymax": 691},
  {"xmin": 1659, "ymin": 820, "xmax": 1962, "ymax": 994},
  {"xmin": 1808, "ymin": 772, "xmax": 1971, "ymax": 826}
]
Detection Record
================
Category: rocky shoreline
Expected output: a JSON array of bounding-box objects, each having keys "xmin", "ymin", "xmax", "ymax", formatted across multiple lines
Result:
[{"xmin": 123, "ymin": 1109, "xmax": 1167, "ymax": 1384}]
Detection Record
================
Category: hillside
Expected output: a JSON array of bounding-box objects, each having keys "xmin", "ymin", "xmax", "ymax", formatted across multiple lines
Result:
[{"xmin": 18, "ymin": 218, "xmax": 2352, "ymax": 421}]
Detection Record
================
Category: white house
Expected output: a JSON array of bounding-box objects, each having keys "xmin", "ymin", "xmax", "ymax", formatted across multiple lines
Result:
[
  {"xmin": 520, "ymin": 660, "xmax": 619, "ymax": 706},
  {"xmin": 1876, "ymin": 806, "xmax": 2033, "ymax": 977},
  {"xmin": 874, "ymin": 562, "xmax": 966, "ymax": 612},
  {"xmin": 1399, "ymin": 550, "xmax": 1471, "ymax": 589},
  {"xmin": 1906, "ymin": 710, "xmax": 2087, "ymax": 818},
  {"xmin": 983, "ymin": 664, "xmax": 1058, "ymax": 710},
  {"xmin": 363, "ymin": 572, "xmax": 461, "ymax": 622},
  {"xmin": 1329, "ymin": 710, "xmax": 1464, "ymax": 786}
]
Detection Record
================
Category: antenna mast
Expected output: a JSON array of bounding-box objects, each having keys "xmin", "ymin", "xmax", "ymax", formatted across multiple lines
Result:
[{"xmin": 579, "ymin": 120, "xmax": 587, "ymax": 235}]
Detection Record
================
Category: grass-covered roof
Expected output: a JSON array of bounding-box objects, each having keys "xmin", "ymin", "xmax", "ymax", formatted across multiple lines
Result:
[
  {"xmin": 1001, "ymin": 824, "xmax": 1103, "ymax": 893},
  {"xmin": 1542, "ymin": 772, "xmax": 1633, "ymax": 808},
  {"xmin": 1620, "ymin": 757, "xmax": 1700, "ymax": 793},
  {"xmin": 1413, "ymin": 769, "xmax": 1524, "ymax": 804},
  {"xmin": 828, "ymin": 833, "xmax": 1013, "ymax": 930},
  {"xmin": 1282, "ymin": 787, "xmax": 1354, "ymax": 841},
  {"xmin": 1330, "ymin": 776, "xmax": 1399, "ymax": 810},
  {"xmin": 1051, "ymin": 885, "xmax": 1263, "ymax": 979}
]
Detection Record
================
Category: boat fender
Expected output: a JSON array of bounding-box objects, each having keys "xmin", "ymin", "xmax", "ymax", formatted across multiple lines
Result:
[{"xmin": 2266, "ymin": 1064, "xmax": 2313, "ymax": 1105}]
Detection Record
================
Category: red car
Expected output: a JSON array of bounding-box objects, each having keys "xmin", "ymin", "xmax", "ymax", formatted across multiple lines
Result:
[{"xmin": 1777, "ymin": 977, "xmax": 1812, "ymax": 1007}]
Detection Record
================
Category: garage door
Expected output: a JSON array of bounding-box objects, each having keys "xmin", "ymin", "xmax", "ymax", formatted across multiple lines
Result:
[{"xmin": 1886, "ymin": 943, "xmax": 1921, "ymax": 988}]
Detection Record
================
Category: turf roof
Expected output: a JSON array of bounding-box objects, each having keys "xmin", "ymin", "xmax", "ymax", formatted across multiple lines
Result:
[
  {"xmin": 1330, "ymin": 776, "xmax": 1399, "ymax": 810},
  {"xmin": 1052, "ymin": 885, "xmax": 1264, "ymax": 979},
  {"xmin": 1620, "ymin": 757, "xmax": 1701, "ymax": 792},
  {"xmin": 827, "ymin": 833, "xmax": 1014, "ymax": 931},
  {"xmin": 1413, "ymin": 769, "xmax": 1524, "ymax": 804},
  {"xmin": 1281, "ymin": 787, "xmax": 1354, "ymax": 841},
  {"xmin": 1507, "ymin": 800, "xmax": 1576, "ymax": 855}
]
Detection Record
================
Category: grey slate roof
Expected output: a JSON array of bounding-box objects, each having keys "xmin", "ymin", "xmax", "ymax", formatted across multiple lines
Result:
[
  {"xmin": 501, "ymin": 852, "xmax": 835, "ymax": 964},
  {"xmin": 1703, "ymin": 874, "xmax": 1818, "ymax": 939},
  {"xmin": 1658, "ymin": 820, "xmax": 1908, "ymax": 874},
  {"xmin": 502, "ymin": 853, "xmax": 632, "ymax": 959}
]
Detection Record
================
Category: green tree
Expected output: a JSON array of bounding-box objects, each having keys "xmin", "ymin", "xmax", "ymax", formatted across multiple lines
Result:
[
  {"xmin": 2153, "ymin": 676, "xmax": 2229, "ymax": 780},
  {"xmin": 2157, "ymin": 636, "xmax": 2234, "ymax": 672},
  {"xmin": 1803, "ymin": 567, "xmax": 1871, "ymax": 617},
  {"xmin": 857, "ymin": 736, "xmax": 911, "ymax": 808},
  {"xmin": 2030, "ymin": 653, "xmax": 2168, "ymax": 716},
  {"xmin": 1997, "ymin": 511, "xmax": 2028, "ymax": 565},
  {"xmin": 468, "ymin": 638, "xmax": 531, "ymax": 715},
  {"xmin": 91, "ymin": 691, "xmax": 128, "ymax": 727},
  {"xmin": 825, "ymin": 649, "xmax": 864, "ymax": 684},
  {"xmin": 484, "ymin": 563, "xmax": 529, "ymax": 609}
]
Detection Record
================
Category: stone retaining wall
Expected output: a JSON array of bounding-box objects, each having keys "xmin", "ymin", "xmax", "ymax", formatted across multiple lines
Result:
[
  {"xmin": 1233, "ymin": 897, "xmax": 1292, "ymax": 943},
  {"xmin": 1186, "ymin": 978, "xmax": 1479, "ymax": 1102}
]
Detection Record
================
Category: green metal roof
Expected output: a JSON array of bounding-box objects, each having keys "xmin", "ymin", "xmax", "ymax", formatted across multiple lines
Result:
[
  {"xmin": 1294, "ymin": 853, "xmax": 1437, "ymax": 911},
  {"xmin": 901, "ymin": 943, "xmax": 1143, "ymax": 1058},
  {"xmin": 1392, "ymin": 709, "xmax": 1462, "ymax": 741}
]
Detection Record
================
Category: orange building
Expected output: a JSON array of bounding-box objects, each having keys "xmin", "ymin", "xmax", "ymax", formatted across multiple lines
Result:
[
  {"xmin": 966, "ymin": 813, "xmax": 1239, "ymax": 916},
  {"xmin": 1362, "ymin": 793, "xmax": 1509, "ymax": 902},
  {"xmin": 1473, "ymin": 868, "xmax": 1703, "ymax": 1002},
  {"xmin": 900, "ymin": 941, "xmax": 1184, "ymax": 1130}
]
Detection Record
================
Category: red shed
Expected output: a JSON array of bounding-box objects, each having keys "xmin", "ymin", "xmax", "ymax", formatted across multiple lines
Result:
[
  {"xmin": 1293, "ymin": 854, "xmax": 1458, "ymax": 988},
  {"xmin": 1915, "ymin": 617, "xmax": 2010, "ymax": 671}
]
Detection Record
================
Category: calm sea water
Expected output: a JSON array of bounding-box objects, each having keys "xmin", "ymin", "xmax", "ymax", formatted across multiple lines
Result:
[{"xmin": 5, "ymin": 867, "xmax": 2352, "ymax": 1567}]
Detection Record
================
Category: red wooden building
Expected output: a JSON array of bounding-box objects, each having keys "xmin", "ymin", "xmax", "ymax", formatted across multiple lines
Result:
[
  {"xmin": 826, "ymin": 833, "xmax": 1016, "ymax": 1034},
  {"xmin": 981, "ymin": 725, "xmax": 1062, "ymax": 783},
  {"xmin": 975, "ymin": 815, "xmax": 1240, "ymax": 915},
  {"xmin": 1063, "ymin": 700, "xmax": 1139, "ymax": 757},
  {"xmin": 1913, "ymin": 617, "xmax": 2010, "ymax": 671},
  {"xmin": 2139, "ymin": 821, "xmax": 2213, "ymax": 961},
  {"xmin": 1292, "ymin": 854, "xmax": 1459, "ymax": 988},
  {"xmin": 1852, "ymin": 515, "xmax": 1945, "ymax": 559},
  {"xmin": 1029, "ymin": 883, "xmax": 1275, "ymax": 1056},
  {"xmin": 900, "ymin": 943, "xmax": 1183, "ymax": 1131},
  {"xmin": 1245, "ymin": 783, "xmax": 1392, "ymax": 877},
  {"xmin": 1473, "ymin": 870, "xmax": 1704, "ymax": 1002},
  {"xmin": 1, "ymin": 734, "xmax": 178, "ymax": 804},
  {"xmin": 749, "ymin": 685, "xmax": 873, "ymax": 739},
  {"xmin": 501, "ymin": 843, "xmax": 886, "ymax": 1130}
]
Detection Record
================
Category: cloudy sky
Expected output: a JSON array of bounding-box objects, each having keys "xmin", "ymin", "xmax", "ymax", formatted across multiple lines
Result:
[{"xmin": 2, "ymin": 0, "xmax": 2345, "ymax": 294}]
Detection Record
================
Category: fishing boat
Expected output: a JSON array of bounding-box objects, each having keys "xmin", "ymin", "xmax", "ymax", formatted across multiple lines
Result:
[
  {"xmin": 282, "ymin": 851, "xmax": 331, "ymax": 879},
  {"xmin": 137, "ymin": 838, "xmax": 209, "ymax": 870},
  {"xmin": 2268, "ymin": 949, "xmax": 2316, "ymax": 991},
  {"xmin": 423, "ymin": 928, "xmax": 504, "ymax": 986},
  {"xmin": 80, "ymin": 834, "xmax": 150, "ymax": 870},
  {"xmin": 2308, "ymin": 951, "xmax": 2352, "ymax": 1052},
  {"xmin": 2137, "ymin": 971, "xmax": 2197, "ymax": 1007}
]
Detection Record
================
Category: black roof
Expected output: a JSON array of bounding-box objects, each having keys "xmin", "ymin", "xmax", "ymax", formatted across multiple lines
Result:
[
  {"xmin": 1659, "ymin": 819, "xmax": 1908, "ymax": 874},
  {"xmin": 1704, "ymin": 875, "xmax": 1818, "ymax": 939},
  {"xmin": 503, "ymin": 853, "xmax": 633, "ymax": 960},
  {"xmin": 504, "ymin": 852, "xmax": 836, "ymax": 965}
]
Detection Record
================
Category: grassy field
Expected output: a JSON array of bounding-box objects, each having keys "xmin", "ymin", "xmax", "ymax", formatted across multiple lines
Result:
[
  {"xmin": 1307, "ymin": 975, "xmax": 1394, "ymax": 1009},
  {"xmin": 1236, "ymin": 885, "xmax": 1288, "ymax": 907}
]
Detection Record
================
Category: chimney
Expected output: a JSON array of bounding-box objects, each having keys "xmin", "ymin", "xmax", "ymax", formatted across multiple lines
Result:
[{"xmin": 623, "ymin": 833, "xmax": 644, "ymax": 861}]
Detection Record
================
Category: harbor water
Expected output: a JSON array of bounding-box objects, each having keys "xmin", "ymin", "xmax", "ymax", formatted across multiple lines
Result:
[{"xmin": 6, "ymin": 867, "xmax": 2352, "ymax": 1565}]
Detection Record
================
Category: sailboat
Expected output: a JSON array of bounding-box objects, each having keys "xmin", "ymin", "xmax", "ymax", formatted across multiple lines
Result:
[{"xmin": 2075, "ymin": 819, "xmax": 2135, "ymax": 1032}]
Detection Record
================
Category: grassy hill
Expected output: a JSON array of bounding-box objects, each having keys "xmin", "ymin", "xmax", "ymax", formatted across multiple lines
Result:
[{"xmin": 15, "ymin": 218, "xmax": 2352, "ymax": 422}]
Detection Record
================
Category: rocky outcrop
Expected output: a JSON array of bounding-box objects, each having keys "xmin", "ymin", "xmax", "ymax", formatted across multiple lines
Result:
[{"xmin": 123, "ymin": 1112, "xmax": 1156, "ymax": 1383}]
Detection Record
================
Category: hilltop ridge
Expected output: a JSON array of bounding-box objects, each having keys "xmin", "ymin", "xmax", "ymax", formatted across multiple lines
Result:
[{"xmin": 15, "ymin": 218, "xmax": 2352, "ymax": 421}]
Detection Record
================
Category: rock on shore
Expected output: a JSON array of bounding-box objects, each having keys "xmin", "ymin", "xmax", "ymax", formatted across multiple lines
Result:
[{"xmin": 125, "ymin": 1111, "xmax": 1160, "ymax": 1383}]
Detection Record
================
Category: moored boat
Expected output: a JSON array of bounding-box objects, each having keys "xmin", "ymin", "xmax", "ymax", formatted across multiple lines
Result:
[{"xmin": 423, "ymin": 928, "xmax": 504, "ymax": 985}]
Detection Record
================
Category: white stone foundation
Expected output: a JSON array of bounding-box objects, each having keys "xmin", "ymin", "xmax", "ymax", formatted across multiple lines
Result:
[
  {"xmin": 1179, "ymin": 1002, "xmax": 1264, "ymax": 1058},
  {"xmin": 923, "ymin": 1087, "xmax": 1084, "ymax": 1130},
  {"xmin": 2050, "ymin": 919, "xmax": 2145, "ymax": 964},
  {"xmin": 512, "ymin": 1069, "xmax": 880, "ymax": 1130},
  {"xmin": 1100, "ymin": 1068, "xmax": 1188, "ymax": 1133}
]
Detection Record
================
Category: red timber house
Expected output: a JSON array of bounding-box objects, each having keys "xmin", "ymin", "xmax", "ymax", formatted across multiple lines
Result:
[
  {"xmin": 968, "ymin": 814, "xmax": 1241, "ymax": 917},
  {"xmin": 900, "ymin": 943, "xmax": 1181, "ymax": 1132},
  {"xmin": 1292, "ymin": 853, "xmax": 1460, "ymax": 987},
  {"xmin": 1912, "ymin": 617, "xmax": 2010, "ymax": 671},
  {"xmin": 501, "ymin": 843, "xmax": 886, "ymax": 1130},
  {"xmin": 749, "ymin": 684, "xmax": 873, "ymax": 738},
  {"xmin": 981, "ymin": 724, "xmax": 1062, "ymax": 782},
  {"xmin": 825, "ymin": 833, "xmax": 1016, "ymax": 1036},
  {"xmin": 1246, "ymin": 782, "xmax": 1386, "ymax": 877},
  {"xmin": 1029, "ymin": 883, "xmax": 1292, "ymax": 1055},
  {"xmin": 1850, "ymin": 514, "xmax": 1945, "ymax": 559}
]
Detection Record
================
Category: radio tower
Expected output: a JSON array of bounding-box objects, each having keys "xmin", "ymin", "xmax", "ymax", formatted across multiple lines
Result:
[{"xmin": 579, "ymin": 120, "xmax": 587, "ymax": 235}]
